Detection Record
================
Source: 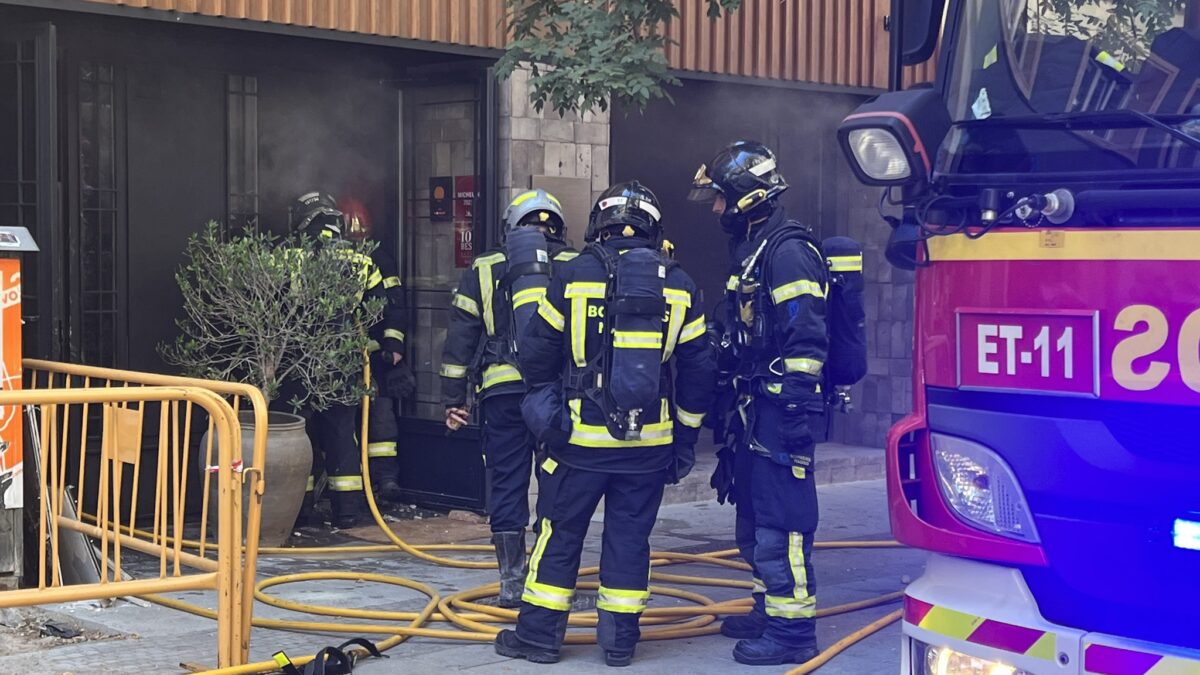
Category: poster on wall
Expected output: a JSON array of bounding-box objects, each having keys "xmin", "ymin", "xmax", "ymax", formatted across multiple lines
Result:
[
  {"xmin": 0, "ymin": 260, "xmax": 22, "ymax": 509},
  {"xmin": 429, "ymin": 177, "xmax": 452, "ymax": 221},
  {"xmin": 454, "ymin": 176, "xmax": 478, "ymax": 268}
]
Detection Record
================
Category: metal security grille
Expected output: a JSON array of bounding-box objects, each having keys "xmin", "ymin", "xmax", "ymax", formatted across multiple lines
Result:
[
  {"xmin": 226, "ymin": 74, "xmax": 259, "ymax": 233},
  {"xmin": 0, "ymin": 36, "xmax": 40, "ymax": 359},
  {"xmin": 78, "ymin": 61, "xmax": 118, "ymax": 366}
]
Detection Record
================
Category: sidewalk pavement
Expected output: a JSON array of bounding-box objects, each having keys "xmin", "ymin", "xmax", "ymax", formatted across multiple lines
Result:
[{"xmin": 0, "ymin": 477, "xmax": 925, "ymax": 674}]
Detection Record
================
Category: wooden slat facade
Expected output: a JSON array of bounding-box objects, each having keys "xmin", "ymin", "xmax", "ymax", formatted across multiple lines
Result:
[{"xmin": 80, "ymin": 0, "xmax": 937, "ymax": 89}]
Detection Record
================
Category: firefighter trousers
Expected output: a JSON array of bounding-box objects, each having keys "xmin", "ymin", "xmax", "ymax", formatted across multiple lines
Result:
[
  {"xmin": 308, "ymin": 403, "xmax": 366, "ymax": 518},
  {"xmin": 366, "ymin": 394, "xmax": 400, "ymax": 486},
  {"xmin": 481, "ymin": 393, "xmax": 536, "ymax": 534},
  {"xmin": 515, "ymin": 460, "xmax": 668, "ymax": 653},
  {"xmin": 732, "ymin": 398, "xmax": 820, "ymax": 649}
]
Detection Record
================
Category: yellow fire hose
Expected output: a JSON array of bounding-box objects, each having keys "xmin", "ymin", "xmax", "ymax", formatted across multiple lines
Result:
[{"xmin": 97, "ymin": 380, "xmax": 908, "ymax": 674}]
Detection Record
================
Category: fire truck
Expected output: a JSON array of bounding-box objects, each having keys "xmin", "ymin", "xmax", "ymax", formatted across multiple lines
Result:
[{"xmin": 837, "ymin": 1, "xmax": 1200, "ymax": 673}]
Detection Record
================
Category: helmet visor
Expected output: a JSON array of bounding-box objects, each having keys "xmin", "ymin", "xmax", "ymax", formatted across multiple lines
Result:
[{"xmin": 687, "ymin": 163, "xmax": 721, "ymax": 203}]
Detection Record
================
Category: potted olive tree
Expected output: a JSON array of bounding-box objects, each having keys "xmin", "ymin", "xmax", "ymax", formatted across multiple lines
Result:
[{"xmin": 161, "ymin": 222, "xmax": 383, "ymax": 546}]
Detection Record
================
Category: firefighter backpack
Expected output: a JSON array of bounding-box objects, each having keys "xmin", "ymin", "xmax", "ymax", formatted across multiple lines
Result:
[
  {"xmin": 498, "ymin": 225, "xmax": 552, "ymax": 359},
  {"xmin": 586, "ymin": 243, "xmax": 672, "ymax": 441},
  {"xmin": 760, "ymin": 224, "xmax": 867, "ymax": 391}
]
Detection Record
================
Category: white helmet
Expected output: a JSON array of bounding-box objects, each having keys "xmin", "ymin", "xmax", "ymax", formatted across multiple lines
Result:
[{"xmin": 503, "ymin": 189, "xmax": 566, "ymax": 239}]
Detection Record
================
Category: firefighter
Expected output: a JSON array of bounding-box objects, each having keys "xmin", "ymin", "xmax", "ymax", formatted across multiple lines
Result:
[
  {"xmin": 339, "ymin": 197, "xmax": 412, "ymax": 503},
  {"xmin": 288, "ymin": 191, "xmax": 406, "ymax": 529},
  {"xmin": 493, "ymin": 182, "xmax": 717, "ymax": 666},
  {"xmin": 439, "ymin": 189, "xmax": 576, "ymax": 608},
  {"xmin": 687, "ymin": 142, "xmax": 828, "ymax": 666}
]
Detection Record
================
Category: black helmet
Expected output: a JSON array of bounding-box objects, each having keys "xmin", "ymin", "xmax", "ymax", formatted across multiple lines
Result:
[
  {"xmin": 585, "ymin": 181, "xmax": 663, "ymax": 243},
  {"xmin": 290, "ymin": 191, "xmax": 345, "ymax": 241},
  {"xmin": 688, "ymin": 141, "xmax": 788, "ymax": 234}
]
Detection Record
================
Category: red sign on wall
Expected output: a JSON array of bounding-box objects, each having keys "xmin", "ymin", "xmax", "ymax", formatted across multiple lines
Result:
[{"xmin": 454, "ymin": 176, "xmax": 477, "ymax": 268}]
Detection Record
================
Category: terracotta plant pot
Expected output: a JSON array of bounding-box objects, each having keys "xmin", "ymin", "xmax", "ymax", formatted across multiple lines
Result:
[{"xmin": 201, "ymin": 410, "xmax": 312, "ymax": 548}]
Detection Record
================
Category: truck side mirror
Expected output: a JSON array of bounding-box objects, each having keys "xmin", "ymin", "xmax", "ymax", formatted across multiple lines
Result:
[{"xmin": 900, "ymin": 0, "xmax": 946, "ymax": 66}]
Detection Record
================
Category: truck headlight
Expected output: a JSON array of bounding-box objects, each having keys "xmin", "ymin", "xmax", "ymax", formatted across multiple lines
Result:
[
  {"xmin": 932, "ymin": 434, "xmax": 1040, "ymax": 543},
  {"xmin": 915, "ymin": 640, "xmax": 1032, "ymax": 675},
  {"xmin": 847, "ymin": 128, "xmax": 912, "ymax": 181}
]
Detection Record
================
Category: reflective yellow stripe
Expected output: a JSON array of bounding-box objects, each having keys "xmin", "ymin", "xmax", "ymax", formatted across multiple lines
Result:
[
  {"xmin": 541, "ymin": 458, "xmax": 558, "ymax": 474},
  {"xmin": 612, "ymin": 330, "xmax": 663, "ymax": 349},
  {"xmin": 785, "ymin": 358, "xmax": 823, "ymax": 376},
  {"xmin": 477, "ymin": 260, "xmax": 498, "ymax": 336},
  {"xmin": 328, "ymin": 475, "xmax": 364, "ymax": 492},
  {"xmin": 481, "ymin": 364, "xmax": 522, "ymax": 389},
  {"xmin": 440, "ymin": 363, "xmax": 468, "ymax": 379},
  {"xmin": 676, "ymin": 406, "xmax": 705, "ymax": 429},
  {"xmin": 366, "ymin": 269, "xmax": 384, "ymax": 289},
  {"xmin": 792, "ymin": 466, "xmax": 807, "ymax": 479},
  {"xmin": 597, "ymin": 586, "xmax": 650, "ymax": 614},
  {"xmin": 771, "ymin": 279, "xmax": 826, "ymax": 303},
  {"xmin": 523, "ymin": 518, "xmax": 575, "ymax": 611},
  {"xmin": 827, "ymin": 255, "xmax": 862, "ymax": 272},
  {"xmin": 368, "ymin": 442, "xmax": 398, "ymax": 458},
  {"xmin": 663, "ymin": 288, "xmax": 692, "ymax": 307},
  {"xmin": 765, "ymin": 532, "xmax": 815, "ymax": 619},
  {"xmin": 766, "ymin": 382, "xmax": 782, "ymax": 394},
  {"xmin": 726, "ymin": 275, "xmax": 739, "ymax": 292},
  {"xmin": 383, "ymin": 328, "xmax": 406, "ymax": 343},
  {"xmin": 273, "ymin": 653, "xmax": 293, "ymax": 669},
  {"xmin": 383, "ymin": 276, "xmax": 401, "ymax": 289},
  {"xmin": 677, "ymin": 315, "xmax": 707, "ymax": 345},
  {"xmin": 752, "ymin": 577, "xmax": 766, "ymax": 594},
  {"xmin": 512, "ymin": 287, "xmax": 546, "ymax": 309},
  {"xmin": 305, "ymin": 475, "xmax": 315, "ymax": 492},
  {"xmin": 537, "ymin": 297, "xmax": 566, "ymax": 332},
  {"xmin": 571, "ymin": 296, "xmax": 589, "ymax": 367},
  {"xmin": 567, "ymin": 398, "xmax": 673, "ymax": 448},
  {"xmin": 453, "ymin": 293, "xmax": 480, "ymax": 317},
  {"xmin": 564, "ymin": 282, "xmax": 607, "ymax": 298},
  {"xmin": 366, "ymin": 339, "xmax": 381, "ymax": 353},
  {"xmin": 511, "ymin": 190, "xmax": 538, "ymax": 206},
  {"xmin": 554, "ymin": 250, "xmax": 578, "ymax": 261}
]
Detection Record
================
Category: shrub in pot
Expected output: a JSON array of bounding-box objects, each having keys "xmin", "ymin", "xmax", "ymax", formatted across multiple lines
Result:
[{"xmin": 160, "ymin": 222, "xmax": 383, "ymax": 546}]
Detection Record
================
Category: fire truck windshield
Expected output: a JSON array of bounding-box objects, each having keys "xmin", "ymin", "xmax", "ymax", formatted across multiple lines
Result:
[{"xmin": 939, "ymin": 0, "xmax": 1199, "ymax": 178}]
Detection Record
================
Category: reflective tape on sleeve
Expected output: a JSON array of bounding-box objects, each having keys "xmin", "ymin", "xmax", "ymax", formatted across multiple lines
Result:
[
  {"xmin": 676, "ymin": 407, "xmax": 705, "ymax": 429},
  {"xmin": 512, "ymin": 287, "xmax": 546, "ymax": 309},
  {"xmin": 677, "ymin": 315, "xmax": 707, "ymax": 345},
  {"xmin": 382, "ymin": 275, "xmax": 401, "ymax": 288},
  {"xmin": 366, "ymin": 269, "xmax": 384, "ymax": 290},
  {"xmin": 784, "ymin": 358, "xmax": 823, "ymax": 376},
  {"xmin": 771, "ymin": 279, "xmax": 826, "ymax": 304},
  {"xmin": 383, "ymin": 328, "xmax": 406, "ymax": 343},
  {"xmin": 537, "ymin": 297, "xmax": 566, "ymax": 332},
  {"xmin": 440, "ymin": 363, "xmax": 468, "ymax": 379},
  {"xmin": 453, "ymin": 293, "xmax": 480, "ymax": 317}
]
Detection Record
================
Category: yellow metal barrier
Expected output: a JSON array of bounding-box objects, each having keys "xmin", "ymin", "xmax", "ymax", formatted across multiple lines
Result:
[
  {"xmin": 0, "ymin": 385, "xmax": 245, "ymax": 667},
  {"xmin": 23, "ymin": 359, "xmax": 267, "ymax": 665}
]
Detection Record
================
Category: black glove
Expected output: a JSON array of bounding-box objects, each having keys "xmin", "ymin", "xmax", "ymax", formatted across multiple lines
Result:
[
  {"xmin": 779, "ymin": 404, "xmax": 815, "ymax": 455},
  {"xmin": 382, "ymin": 360, "xmax": 417, "ymax": 400},
  {"xmin": 667, "ymin": 441, "xmax": 696, "ymax": 485},
  {"xmin": 709, "ymin": 445, "xmax": 736, "ymax": 505}
]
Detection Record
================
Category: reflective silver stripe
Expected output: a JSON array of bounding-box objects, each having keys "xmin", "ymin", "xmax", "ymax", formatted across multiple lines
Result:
[
  {"xmin": 453, "ymin": 293, "xmax": 480, "ymax": 317},
  {"xmin": 752, "ymin": 577, "xmax": 766, "ymax": 594},
  {"xmin": 367, "ymin": 442, "xmax": 397, "ymax": 458},
  {"xmin": 676, "ymin": 407, "xmax": 705, "ymax": 429},
  {"xmin": 327, "ymin": 475, "xmax": 364, "ymax": 492},
  {"xmin": 596, "ymin": 586, "xmax": 650, "ymax": 614},
  {"xmin": 481, "ymin": 364, "xmax": 522, "ymax": 389},
  {"xmin": 765, "ymin": 595, "xmax": 816, "ymax": 618},
  {"xmin": 677, "ymin": 315, "xmax": 707, "ymax": 345},
  {"xmin": 440, "ymin": 363, "xmax": 468, "ymax": 379},
  {"xmin": 771, "ymin": 279, "xmax": 825, "ymax": 303},
  {"xmin": 784, "ymin": 358, "xmax": 823, "ymax": 375},
  {"xmin": 827, "ymin": 255, "xmax": 862, "ymax": 272},
  {"xmin": 612, "ymin": 331, "xmax": 663, "ymax": 349}
]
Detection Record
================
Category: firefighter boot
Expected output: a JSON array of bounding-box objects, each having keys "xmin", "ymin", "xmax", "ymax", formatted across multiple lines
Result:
[
  {"xmin": 597, "ymin": 608, "xmax": 638, "ymax": 667},
  {"xmin": 368, "ymin": 457, "xmax": 404, "ymax": 504},
  {"xmin": 720, "ymin": 592, "xmax": 766, "ymax": 639},
  {"xmin": 330, "ymin": 490, "xmax": 368, "ymax": 530},
  {"xmin": 494, "ymin": 630, "xmax": 560, "ymax": 664},
  {"xmin": 732, "ymin": 637, "xmax": 820, "ymax": 666},
  {"xmin": 492, "ymin": 530, "xmax": 527, "ymax": 608}
]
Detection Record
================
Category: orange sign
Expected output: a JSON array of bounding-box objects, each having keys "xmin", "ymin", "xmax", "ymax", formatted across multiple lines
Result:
[{"xmin": 0, "ymin": 259, "xmax": 22, "ymax": 509}]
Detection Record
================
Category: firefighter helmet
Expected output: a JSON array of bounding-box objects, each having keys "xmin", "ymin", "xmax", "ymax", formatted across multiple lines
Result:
[
  {"xmin": 290, "ymin": 191, "xmax": 345, "ymax": 241},
  {"xmin": 688, "ymin": 141, "xmax": 789, "ymax": 234},
  {"xmin": 585, "ymin": 181, "xmax": 663, "ymax": 242},
  {"xmin": 503, "ymin": 189, "xmax": 566, "ymax": 240}
]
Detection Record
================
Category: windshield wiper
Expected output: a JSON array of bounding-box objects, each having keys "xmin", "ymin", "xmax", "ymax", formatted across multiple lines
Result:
[{"xmin": 957, "ymin": 110, "xmax": 1200, "ymax": 151}]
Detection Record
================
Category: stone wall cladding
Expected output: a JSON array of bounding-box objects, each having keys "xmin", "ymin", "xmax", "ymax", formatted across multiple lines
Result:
[{"xmin": 497, "ymin": 66, "xmax": 612, "ymax": 209}]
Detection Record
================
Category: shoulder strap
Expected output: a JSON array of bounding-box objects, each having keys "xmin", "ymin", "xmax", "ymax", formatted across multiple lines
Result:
[{"xmin": 758, "ymin": 221, "xmax": 824, "ymax": 305}]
